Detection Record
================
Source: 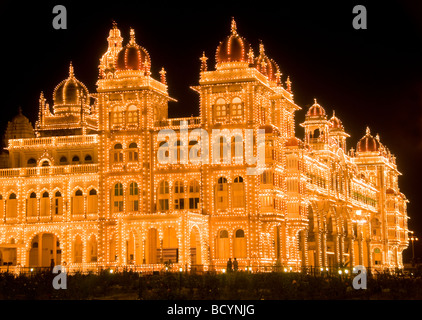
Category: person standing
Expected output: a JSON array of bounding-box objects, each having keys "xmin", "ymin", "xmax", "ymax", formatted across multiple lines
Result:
[
  {"xmin": 233, "ymin": 258, "xmax": 238, "ymax": 272},
  {"xmin": 227, "ymin": 258, "xmax": 232, "ymax": 272}
]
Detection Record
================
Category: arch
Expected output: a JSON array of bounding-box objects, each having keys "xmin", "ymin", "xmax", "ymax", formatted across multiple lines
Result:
[
  {"xmin": 190, "ymin": 226, "xmax": 202, "ymax": 266},
  {"xmin": 27, "ymin": 158, "xmax": 37, "ymax": 167},
  {"xmin": 233, "ymin": 229, "xmax": 247, "ymax": 258},
  {"xmin": 215, "ymin": 177, "xmax": 228, "ymax": 210},
  {"xmin": 72, "ymin": 189, "xmax": 84, "ymax": 215},
  {"xmin": 157, "ymin": 180, "xmax": 169, "ymax": 211},
  {"xmin": 127, "ymin": 104, "xmax": 139, "ymax": 124},
  {"xmin": 87, "ymin": 188, "xmax": 98, "ymax": 214},
  {"xmin": 146, "ymin": 228, "xmax": 159, "ymax": 264},
  {"xmin": 128, "ymin": 182, "xmax": 139, "ymax": 211},
  {"xmin": 53, "ymin": 191, "xmax": 63, "ymax": 215},
  {"xmin": 233, "ymin": 176, "xmax": 245, "ymax": 208},
  {"xmin": 6, "ymin": 193, "xmax": 17, "ymax": 218},
  {"xmin": 216, "ymin": 229, "xmax": 230, "ymax": 259},
  {"xmin": 27, "ymin": 192, "xmax": 37, "ymax": 217},
  {"xmin": 40, "ymin": 191, "xmax": 50, "ymax": 216},
  {"xmin": 87, "ymin": 235, "xmax": 98, "ymax": 262},
  {"xmin": 163, "ymin": 227, "xmax": 179, "ymax": 263},
  {"xmin": 59, "ymin": 156, "xmax": 68, "ymax": 164},
  {"xmin": 126, "ymin": 232, "xmax": 136, "ymax": 264},
  {"xmin": 28, "ymin": 233, "xmax": 61, "ymax": 267},
  {"xmin": 112, "ymin": 183, "xmax": 124, "ymax": 213},
  {"xmin": 73, "ymin": 235, "xmax": 83, "ymax": 263},
  {"xmin": 174, "ymin": 180, "xmax": 185, "ymax": 210},
  {"xmin": 84, "ymin": 154, "xmax": 93, "ymax": 162}
]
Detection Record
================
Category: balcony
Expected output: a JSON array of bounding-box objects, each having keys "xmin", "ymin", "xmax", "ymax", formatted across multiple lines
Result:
[
  {"xmin": 0, "ymin": 164, "xmax": 99, "ymax": 178},
  {"xmin": 8, "ymin": 135, "xmax": 98, "ymax": 149}
]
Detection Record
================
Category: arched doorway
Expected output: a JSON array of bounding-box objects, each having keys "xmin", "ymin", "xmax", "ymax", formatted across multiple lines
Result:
[
  {"xmin": 126, "ymin": 232, "xmax": 135, "ymax": 264},
  {"xmin": 163, "ymin": 227, "xmax": 178, "ymax": 264},
  {"xmin": 28, "ymin": 233, "xmax": 61, "ymax": 267},
  {"xmin": 146, "ymin": 228, "xmax": 159, "ymax": 264},
  {"xmin": 190, "ymin": 227, "xmax": 202, "ymax": 267}
]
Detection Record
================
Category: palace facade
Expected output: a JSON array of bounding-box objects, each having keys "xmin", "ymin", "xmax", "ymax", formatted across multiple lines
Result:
[{"xmin": 0, "ymin": 20, "xmax": 409, "ymax": 273}]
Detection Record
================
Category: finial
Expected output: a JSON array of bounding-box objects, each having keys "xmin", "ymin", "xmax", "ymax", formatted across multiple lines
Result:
[
  {"xmin": 314, "ymin": 98, "xmax": 317, "ymax": 105},
  {"xmin": 40, "ymin": 91, "xmax": 44, "ymax": 100},
  {"xmin": 366, "ymin": 126, "xmax": 371, "ymax": 135},
  {"xmin": 332, "ymin": 110, "xmax": 335, "ymax": 117},
  {"xmin": 247, "ymin": 47, "xmax": 254, "ymax": 64},
  {"xmin": 69, "ymin": 61, "xmax": 74, "ymax": 77},
  {"xmin": 231, "ymin": 17, "xmax": 237, "ymax": 35},
  {"xmin": 275, "ymin": 70, "xmax": 282, "ymax": 86},
  {"xmin": 200, "ymin": 52, "xmax": 208, "ymax": 72},
  {"xmin": 286, "ymin": 76, "xmax": 292, "ymax": 93},
  {"xmin": 259, "ymin": 40, "xmax": 265, "ymax": 54},
  {"xmin": 375, "ymin": 133, "xmax": 380, "ymax": 141},
  {"xmin": 159, "ymin": 67, "xmax": 167, "ymax": 84},
  {"xmin": 112, "ymin": 20, "xmax": 117, "ymax": 28},
  {"xmin": 129, "ymin": 28, "xmax": 136, "ymax": 45}
]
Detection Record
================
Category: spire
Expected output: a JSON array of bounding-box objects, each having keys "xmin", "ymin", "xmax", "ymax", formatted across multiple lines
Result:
[
  {"xmin": 366, "ymin": 126, "xmax": 371, "ymax": 135},
  {"xmin": 112, "ymin": 19, "xmax": 117, "ymax": 29},
  {"xmin": 231, "ymin": 17, "xmax": 237, "ymax": 35},
  {"xmin": 69, "ymin": 61, "xmax": 74, "ymax": 77},
  {"xmin": 259, "ymin": 40, "xmax": 265, "ymax": 55},
  {"xmin": 247, "ymin": 47, "xmax": 254, "ymax": 64},
  {"xmin": 129, "ymin": 28, "xmax": 136, "ymax": 45},
  {"xmin": 200, "ymin": 52, "xmax": 208, "ymax": 72},
  {"xmin": 314, "ymin": 98, "xmax": 318, "ymax": 105}
]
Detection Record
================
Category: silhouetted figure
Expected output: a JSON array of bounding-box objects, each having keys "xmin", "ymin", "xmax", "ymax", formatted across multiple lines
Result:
[
  {"xmin": 50, "ymin": 259, "xmax": 55, "ymax": 272},
  {"xmin": 227, "ymin": 258, "xmax": 232, "ymax": 272},
  {"xmin": 233, "ymin": 258, "xmax": 238, "ymax": 271}
]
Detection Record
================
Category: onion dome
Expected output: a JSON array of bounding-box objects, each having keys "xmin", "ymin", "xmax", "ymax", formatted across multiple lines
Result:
[
  {"xmin": 216, "ymin": 18, "xmax": 252, "ymax": 64},
  {"xmin": 4, "ymin": 107, "xmax": 35, "ymax": 145},
  {"xmin": 53, "ymin": 62, "xmax": 89, "ymax": 107},
  {"xmin": 329, "ymin": 111, "xmax": 344, "ymax": 130},
  {"xmin": 386, "ymin": 188, "xmax": 397, "ymax": 196},
  {"xmin": 357, "ymin": 127, "xmax": 380, "ymax": 153},
  {"xmin": 254, "ymin": 42, "xmax": 281, "ymax": 84},
  {"xmin": 115, "ymin": 28, "xmax": 151, "ymax": 73},
  {"xmin": 306, "ymin": 99, "xmax": 326, "ymax": 118}
]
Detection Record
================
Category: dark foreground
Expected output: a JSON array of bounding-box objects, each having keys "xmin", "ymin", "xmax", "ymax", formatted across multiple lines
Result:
[{"xmin": 1, "ymin": 270, "xmax": 422, "ymax": 300}]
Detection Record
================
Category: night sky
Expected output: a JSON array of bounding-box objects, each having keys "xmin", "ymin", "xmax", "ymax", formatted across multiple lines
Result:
[{"xmin": 1, "ymin": 0, "xmax": 422, "ymax": 262}]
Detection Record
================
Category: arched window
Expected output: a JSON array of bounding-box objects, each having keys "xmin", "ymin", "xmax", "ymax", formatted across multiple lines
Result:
[
  {"xmin": 6, "ymin": 193, "xmax": 17, "ymax": 218},
  {"xmin": 59, "ymin": 156, "xmax": 68, "ymax": 164},
  {"xmin": 112, "ymin": 143, "xmax": 123, "ymax": 162},
  {"xmin": 87, "ymin": 189, "xmax": 98, "ymax": 214},
  {"xmin": 111, "ymin": 105, "xmax": 124, "ymax": 126},
  {"xmin": 73, "ymin": 235, "xmax": 83, "ymax": 263},
  {"xmin": 157, "ymin": 181, "xmax": 169, "ymax": 211},
  {"xmin": 217, "ymin": 230, "xmax": 230, "ymax": 259},
  {"xmin": 27, "ymin": 192, "xmax": 37, "ymax": 217},
  {"xmin": 27, "ymin": 158, "xmax": 36, "ymax": 167},
  {"xmin": 128, "ymin": 142, "xmax": 138, "ymax": 162},
  {"xmin": 231, "ymin": 97, "xmax": 243, "ymax": 120},
  {"xmin": 233, "ymin": 229, "xmax": 247, "ymax": 258},
  {"xmin": 84, "ymin": 154, "xmax": 93, "ymax": 163},
  {"xmin": 174, "ymin": 181, "xmax": 185, "ymax": 210},
  {"xmin": 215, "ymin": 177, "xmax": 228, "ymax": 210},
  {"xmin": 41, "ymin": 160, "xmax": 50, "ymax": 167},
  {"xmin": 214, "ymin": 98, "xmax": 227, "ymax": 122},
  {"xmin": 127, "ymin": 105, "xmax": 138, "ymax": 124},
  {"xmin": 231, "ymin": 135, "xmax": 243, "ymax": 162},
  {"xmin": 40, "ymin": 191, "xmax": 50, "ymax": 216},
  {"xmin": 54, "ymin": 191, "xmax": 63, "ymax": 215},
  {"xmin": 112, "ymin": 183, "xmax": 123, "ymax": 213},
  {"xmin": 72, "ymin": 155, "xmax": 80, "ymax": 163},
  {"xmin": 128, "ymin": 182, "xmax": 139, "ymax": 211},
  {"xmin": 0, "ymin": 195, "xmax": 4, "ymax": 220},
  {"xmin": 72, "ymin": 189, "xmax": 84, "ymax": 215},
  {"xmin": 88, "ymin": 235, "xmax": 98, "ymax": 262},
  {"xmin": 233, "ymin": 176, "xmax": 245, "ymax": 208},
  {"xmin": 188, "ymin": 180, "xmax": 200, "ymax": 210}
]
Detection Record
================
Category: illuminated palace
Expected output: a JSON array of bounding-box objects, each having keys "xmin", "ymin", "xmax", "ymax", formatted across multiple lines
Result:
[{"xmin": 0, "ymin": 20, "xmax": 409, "ymax": 273}]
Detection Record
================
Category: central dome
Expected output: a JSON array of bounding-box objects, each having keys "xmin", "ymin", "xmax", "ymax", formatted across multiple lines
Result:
[
  {"xmin": 357, "ymin": 127, "xmax": 380, "ymax": 153},
  {"xmin": 216, "ymin": 19, "xmax": 252, "ymax": 64},
  {"xmin": 115, "ymin": 28, "xmax": 151, "ymax": 73},
  {"xmin": 53, "ymin": 62, "xmax": 89, "ymax": 106}
]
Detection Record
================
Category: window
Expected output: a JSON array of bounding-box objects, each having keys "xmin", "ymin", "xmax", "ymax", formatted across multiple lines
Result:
[
  {"xmin": 6, "ymin": 193, "xmax": 17, "ymax": 218},
  {"xmin": 111, "ymin": 106, "xmax": 124, "ymax": 126},
  {"xmin": 128, "ymin": 182, "xmax": 139, "ymax": 211},
  {"xmin": 41, "ymin": 160, "xmax": 50, "ymax": 167},
  {"xmin": 157, "ymin": 181, "xmax": 169, "ymax": 211},
  {"xmin": 72, "ymin": 190, "xmax": 84, "ymax": 215},
  {"xmin": 128, "ymin": 142, "xmax": 138, "ymax": 162},
  {"xmin": 87, "ymin": 189, "xmax": 98, "ymax": 214},
  {"xmin": 40, "ymin": 191, "xmax": 50, "ymax": 216},
  {"xmin": 231, "ymin": 97, "xmax": 243, "ymax": 119},
  {"xmin": 188, "ymin": 180, "xmax": 200, "ymax": 210},
  {"xmin": 215, "ymin": 177, "xmax": 228, "ymax": 209},
  {"xmin": 27, "ymin": 192, "xmax": 37, "ymax": 217},
  {"xmin": 174, "ymin": 181, "xmax": 185, "ymax": 210},
  {"xmin": 217, "ymin": 230, "xmax": 229, "ymax": 259},
  {"xmin": 72, "ymin": 156, "xmax": 80, "ymax": 163},
  {"xmin": 214, "ymin": 98, "xmax": 227, "ymax": 122},
  {"xmin": 234, "ymin": 229, "xmax": 247, "ymax": 258},
  {"xmin": 54, "ymin": 191, "xmax": 63, "ymax": 215},
  {"xmin": 113, "ymin": 143, "xmax": 123, "ymax": 162},
  {"xmin": 127, "ymin": 105, "xmax": 138, "ymax": 124},
  {"xmin": 233, "ymin": 176, "xmax": 245, "ymax": 208},
  {"xmin": 27, "ymin": 158, "xmax": 36, "ymax": 167},
  {"xmin": 113, "ymin": 183, "xmax": 124, "ymax": 212},
  {"xmin": 59, "ymin": 156, "xmax": 68, "ymax": 164},
  {"xmin": 84, "ymin": 155, "xmax": 93, "ymax": 163}
]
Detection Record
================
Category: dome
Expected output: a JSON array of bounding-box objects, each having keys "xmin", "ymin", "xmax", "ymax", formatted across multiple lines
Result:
[
  {"xmin": 53, "ymin": 62, "xmax": 89, "ymax": 106},
  {"xmin": 259, "ymin": 124, "xmax": 280, "ymax": 135},
  {"xmin": 4, "ymin": 107, "xmax": 35, "ymax": 145},
  {"xmin": 284, "ymin": 137, "xmax": 302, "ymax": 147},
  {"xmin": 329, "ymin": 111, "xmax": 344, "ymax": 130},
  {"xmin": 216, "ymin": 19, "xmax": 252, "ymax": 64},
  {"xmin": 254, "ymin": 43, "xmax": 281, "ymax": 83},
  {"xmin": 306, "ymin": 99, "xmax": 326, "ymax": 118},
  {"xmin": 357, "ymin": 127, "xmax": 380, "ymax": 153},
  {"xmin": 115, "ymin": 28, "xmax": 151, "ymax": 72}
]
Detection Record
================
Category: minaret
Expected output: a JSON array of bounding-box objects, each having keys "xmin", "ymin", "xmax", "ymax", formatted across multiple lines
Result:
[{"xmin": 301, "ymin": 99, "xmax": 330, "ymax": 148}]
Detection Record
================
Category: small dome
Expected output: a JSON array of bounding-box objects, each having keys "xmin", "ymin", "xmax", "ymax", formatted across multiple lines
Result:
[
  {"xmin": 357, "ymin": 127, "xmax": 380, "ymax": 153},
  {"xmin": 329, "ymin": 111, "xmax": 344, "ymax": 130},
  {"xmin": 4, "ymin": 108, "xmax": 35, "ymax": 145},
  {"xmin": 216, "ymin": 19, "xmax": 252, "ymax": 64},
  {"xmin": 386, "ymin": 188, "xmax": 397, "ymax": 195},
  {"xmin": 306, "ymin": 99, "xmax": 326, "ymax": 118},
  {"xmin": 254, "ymin": 43, "xmax": 281, "ymax": 84},
  {"xmin": 115, "ymin": 28, "xmax": 151, "ymax": 72},
  {"xmin": 284, "ymin": 137, "xmax": 302, "ymax": 147},
  {"xmin": 53, "ymin": 63, "xmax": 89, "ymax": 106},
  {"xmin": 259, "ymin": 124, "xmax": 280, "ymax": 135}
]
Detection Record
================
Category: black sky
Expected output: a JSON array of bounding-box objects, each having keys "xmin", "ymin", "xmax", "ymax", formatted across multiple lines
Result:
[{"xmin": 1, "ymin": 0, "xmax": 422, "ymax": 262}]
